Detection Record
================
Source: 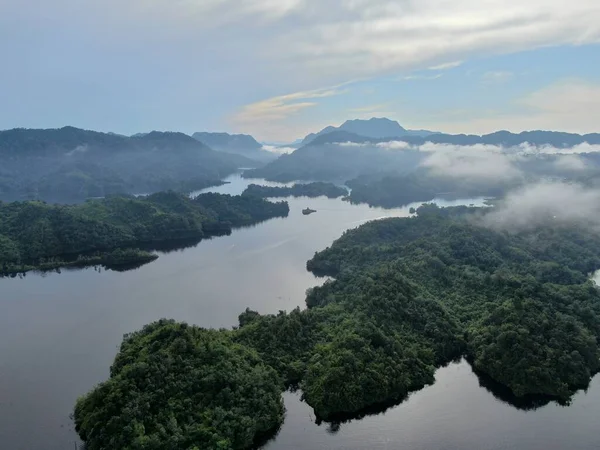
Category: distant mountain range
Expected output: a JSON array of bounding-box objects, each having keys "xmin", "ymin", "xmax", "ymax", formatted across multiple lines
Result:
[
  {"xmin": 246, "ymin": 121, "xmax": 600, "ymax": 183},
  {"xmin": 0, "ymin": 126, "xmax": 258, "ymax": 202},
  {"xmin": 306, "ymin": 128, "xmax": 600, "ymax": 148},
  {"xmin": 301, "ymin": 118, "xmax": 436, "ymax": 144},
  {"xmin": 4, "ymin": 121, "xmax": 600, "ymax": 203},
  {"xmin": 192, "ymin": 132, "xmax": 277, "ymax": 162},
  {"xmin": 299, "ymin": 117, "xmax": 600, "ymax": 148}
]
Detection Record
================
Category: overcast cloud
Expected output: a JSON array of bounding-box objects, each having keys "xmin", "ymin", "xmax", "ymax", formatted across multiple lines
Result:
[{"xmin": 1, "ymin": 1, "xmax": 600, "ymax": 139}]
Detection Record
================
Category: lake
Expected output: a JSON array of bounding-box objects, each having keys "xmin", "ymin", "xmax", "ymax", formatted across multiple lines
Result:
[{"xmin": 0, "ymin": 174, "xmax": 598, "ymax": 450}]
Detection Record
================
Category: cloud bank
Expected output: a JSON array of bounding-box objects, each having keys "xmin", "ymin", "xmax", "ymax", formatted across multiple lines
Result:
[
  {"xmin": 327, "ymin": 139, "xmax": 600, "ymax": 181},
  {"xmin": 481, "ymin": 181, "xmax": 600, "ymax": 231},
  {"xmin": 420, "ymin": 146, "xmax": 521, "ymax": 181}
]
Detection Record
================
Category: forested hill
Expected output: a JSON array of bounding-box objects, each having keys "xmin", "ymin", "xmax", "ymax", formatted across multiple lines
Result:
[
  {"xmin": 192, "ymin": 131, "xmax": 277, "ymax": 162},
  {"xmin": 0, "ymin": 191, "xmax": 288, "ymax": 275},
  {"xmin": 244, "ymin": 127, "xmax": 600, "ymax": 184},
  {"xmin": 0, "ymin": 127, "xmax": 259, "ymax": 203},
  {"xmin": 74, "ymin": 204, "xmax": 600, "ymax": 449},
  {"xmin": 346, "ymin": 170, "xmax": 518, "ymax": 207},
  {"xmin": 306, "ymin": 204, "xmax": 600, "ymax": 402},
  {"xmin": 242, "ymin": 182, "xmax": 348, "ymax": 199},
  {"xmin": 244, "ymin": 139, "xmax": 424, "ymax": 182}
]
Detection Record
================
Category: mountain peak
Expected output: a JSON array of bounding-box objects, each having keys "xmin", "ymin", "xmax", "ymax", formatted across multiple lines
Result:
[
  {"xmin": 342, "ymin": 117, "xmax": 404, "ymax": 128},
  {"xmin": 339, "ymin": 117, "xmax": 406, "ymax": 136},
  {"xmin": 302, "ymin": 118, "xmax": 431, "ymax": 144}
]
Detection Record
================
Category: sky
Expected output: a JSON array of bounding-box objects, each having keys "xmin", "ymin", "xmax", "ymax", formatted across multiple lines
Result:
[{"xmin": 1, "ymin": 0, "xmax": 599, "ymax": 142}]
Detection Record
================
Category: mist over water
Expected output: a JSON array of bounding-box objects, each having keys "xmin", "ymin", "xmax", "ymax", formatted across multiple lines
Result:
[{"xmin": 0, "ymin": 174, "xmax": 598, "ymax": 450}]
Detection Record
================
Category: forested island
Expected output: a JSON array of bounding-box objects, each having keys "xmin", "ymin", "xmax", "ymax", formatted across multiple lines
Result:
[
  {"xmin": 74, "ymin": 204, "xmax": 600, "ymax": 449},
  {"xmin": 346, "ymin": 171, "xmax": 515, "ymax": 207},
  {"xmin": 242, "ymin": 182, "xmax": 348, "ymax": 199},
  {"xmin": 0, "ymin": 192, "xmax": 288, "ymax": 275}
]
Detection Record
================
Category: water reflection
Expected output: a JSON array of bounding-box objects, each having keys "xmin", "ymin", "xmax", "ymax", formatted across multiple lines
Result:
[
  {"xmin": 1, "ymin": 174, "xmax": 598, "ymax": 450},
  {"xmin": 263, "ymin": 359, "xmax": 600, "ymax": 450},
  {"xmin": 470, "ymin": 362, "xmax": 569, "ymax": 411}
]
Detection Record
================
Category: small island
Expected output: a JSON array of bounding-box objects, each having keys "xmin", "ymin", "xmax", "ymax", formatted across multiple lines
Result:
[
  {"xmin": 242, "ymin": 182, "xmax": 348, "ymax": 199},
  {"xmin": 74, "ymin": 204, "xmax": 600, "ymax": 449},
  {"xmin": 302, "ymin": 207, "xmax": 317, "ymax": 215},
  {"xmin": 0, "ymin": 191, "xmax": 289, "ymax": 275}
]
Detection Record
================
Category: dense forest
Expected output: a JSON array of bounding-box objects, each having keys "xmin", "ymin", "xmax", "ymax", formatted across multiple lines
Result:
[
  {"xmin": 0, "ymin": 192, "xmax": 288, "ymax": 275},
  {"xmin": 74, "ymin": 320, "xmax": 284, "ymax": 450},
  {"xmin": 0, "ymin": 127, "xmax": 258, "ymax": 203},
  {"xmin": 75, "ymin": 204, "xmax": 600, "ymax": 449},
  {"xmin": 306, "ymin": 204, "xmax": 600, "ymax": 400},
  {"xmin": 346, "ymin": 171, "xmax": 519, "ymax": 207},
  {"xmin": 242, "ymin": 182, "xmax": 348, "ymax": 199}
]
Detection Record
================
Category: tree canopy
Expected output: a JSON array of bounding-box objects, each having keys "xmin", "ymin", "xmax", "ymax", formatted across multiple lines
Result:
[
  {"xmin": 0, "ymin": 192, "xmax": 288, "ymax": 275},
  {"xmin": 74, "ymin": 320, "xmax": 284, "ymax": 450},
  {"xmin": 74, "ymin": 204, "xmax": 600, "ymax": 448},
  {"xmin": 242, "ymin": 182, "xmax": 348, "ymax": 199}
]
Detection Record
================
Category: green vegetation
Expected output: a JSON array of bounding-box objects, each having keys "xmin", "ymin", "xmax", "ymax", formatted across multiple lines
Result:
[
  {"xmin": 75, "ymin": 204, "xmax": 600, "ymax": 448},
  {"xmin": 0, "ymin": 192, "xmax": 288, "ymax": 275},
  {"xmin": 243, "ymin": 182, "xmax": 348, "ymax": 199},
  {"xmin": 74, "ymin": 320, "xmax": 284, "ymax": 450},
  {"xmin": 346, "ymin": 172, "xmax": 515, "ymax": 207},
  {"xmin": 1, "ymin": 248, "xmax": 158, "ymax": 276},
  {"xmin": 307, "ymin": 205, "xmax": 600, "ymax": 400}
]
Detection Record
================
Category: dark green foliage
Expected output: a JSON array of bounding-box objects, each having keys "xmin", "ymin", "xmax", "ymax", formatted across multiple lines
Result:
[
  {"xmin": 307, "ymin": 205, "xmax": 600, "ymax": 401},
  {"xmin": 242, "ymin": 182, "xmax": 348, "ymax": 199},
  {"xmin": 74, "ymin": 320, "xmax": 284, "ymax": 450},
  {"xmin": 0, "ymin": 192, "xmax": 288, "ymax": 274},
  {"xmin": 75, "ymin": 204, "xmax": 600, "ymax": 443},
  {"xmin": 193, "ymin": 193, "xmax": 289, "ymax": 227},
  {"xmin": 347, "ymin": 171, "xmax": 517, "ymax": 207},
  {"xmin": 236, "ymin": 266, "xmax": 464, "ymax": 419}
]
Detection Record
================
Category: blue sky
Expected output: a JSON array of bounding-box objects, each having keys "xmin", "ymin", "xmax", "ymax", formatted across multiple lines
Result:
[{"xmin": 1, "ymin": 0, "xmax": 599, "ymax": 141}]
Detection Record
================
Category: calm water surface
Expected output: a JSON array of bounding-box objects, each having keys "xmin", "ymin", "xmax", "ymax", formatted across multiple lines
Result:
[{"xmin": 0, "ymin": 174, "xmax": 598, "ymax": 450}]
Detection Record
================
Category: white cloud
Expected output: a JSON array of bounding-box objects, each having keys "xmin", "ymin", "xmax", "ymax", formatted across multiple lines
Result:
[
  {"xmin": 481, "ymin": 181, "xmax": 600, "ymax": 231},
  {"xmin": 3, "ymin": 0, "xmax": 600, "ymax": 140},
  {"xmin": 419, "ymin": 144, "xmax": 521, "ymax": 181},
  {"xmin": 338, "ymin": 141, "xmax": 370, "ymax": 147},
  {"xmin": 366, "ymin": 140, "xmax": 600, "ymax": 180},
  {"xmin": 333, "ymin": 140, "xmax": 600, "ymax": 156},
  {"xmin": 269, "ymin": 0, "xmax": 600, "ymax": 80},
  {"xmin": 516, "ymin": 142, "xmax": 600, "ymax": 155},
  {"xmin": 553, "ymin": 154, "xmax": 588, "ymax": 171},
  {"xmin": 376, "ymin": 141, "xmax": 412, "ymax": 150},
  {"xmin": 231, "ymin": 85, "xmax": 347, "ymax": 139},
  {"xmin": 65, "ymin": 144, "xmax": 89, "ymax": 156},
  {"xmin": 428, "ymin": 61, "xmax": 463, "ymax": 70},
  {"xmin": 401, "ymin": 74, "xmax": 443, "ymax": 81}
]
